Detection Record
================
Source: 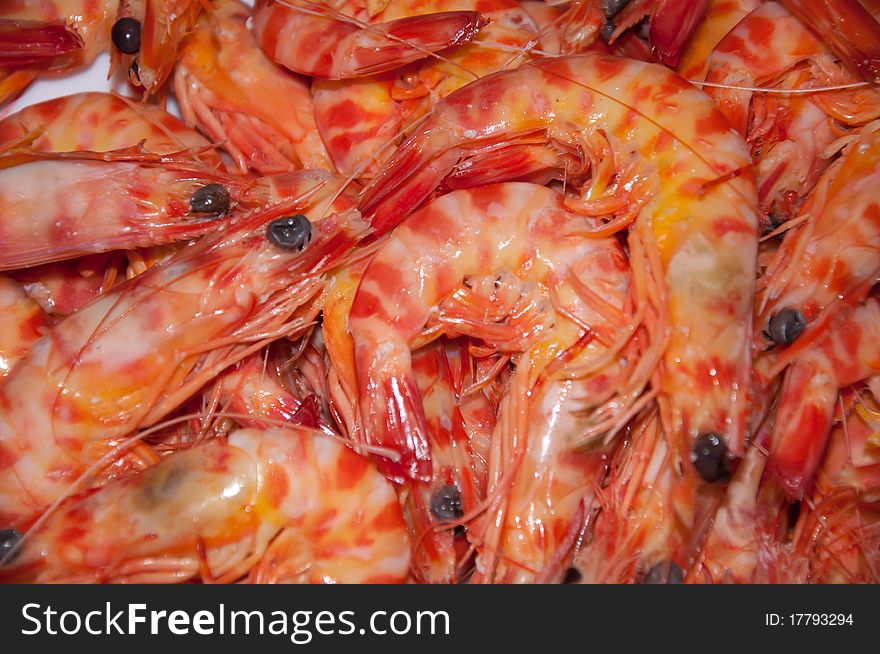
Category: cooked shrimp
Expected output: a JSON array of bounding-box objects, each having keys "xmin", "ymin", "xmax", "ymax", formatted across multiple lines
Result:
[
  {"xmin": 311, "ymin": 0, "xmax": 539, "ymax": 175},
  {"xmin": 0, "ymin": 1, "xmax": 118, "ymax": 104},
  {"xmin": 0, "ymin": 92, "xmax": 222, "ymax": 169},
  {"xmin": 676, "ymin": 0, "xmax": 760, "ymax": 80},
  {"xmin": 762, "ymin": 298, "xmax": 880, "ymax": 497},
  {"xmin": 757, "ymin": 121, "xmax": 880, "ymax": 356},
  {"xmin": 570, "ymin": 410, "xmax": 685, "ymax": 583},
  {"xmin": 360, "ymin": 54, "xmax": 759, "ymax": 471},
  {"xmin": 116, "ymin": 0, "xmax": 205, "ymax": 95},
  {"xmin": 0, "ymin": 170, "xmax": 367, "ymax": 524},
  {"xmin": 0, "ymin": 276, "xmax": 49, "ymax": 377},
  {"xmin": 252, "ymin": 0, "xmax": 485, "ymax": 79},
  {"xmin": 0, "ymin": 153, "xmax": 319, "ymax": 270},
  {"xmin": 779, "ymin": 0, "xmax": 880, "ymax": 84},
  {"xmin": 791, "ymin": 391, "xmax": 880, "ymax": 582},
  {"xmin": 1, "ymin": 428, "xmax": 410, "ymax": 583},
  {"xmin": 174, "ymin": 0, "xmax": 333, "ymax": 173},
  {"xmin": 704, "ymin": 1, "xmax": 880, "ymax": 219},
  {"xmin": 350, "ymin": 183, "xmax": 641, "ymax": 581}
]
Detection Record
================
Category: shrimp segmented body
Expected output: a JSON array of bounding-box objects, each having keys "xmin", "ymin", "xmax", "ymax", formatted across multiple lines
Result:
[
  {"xmin": 175, "ymin": 0, "xmax": 333, "ymax": 173},
  {"xmin": 757, "ymin": 122, "xmax": 880, "ymax": 353},
  {"xmin": 351, "ymin": 183, "xmax": 639, "ymax": 581},
  {"xmin": 253, "ymin": 0, "xmax": 486, "ymax": 79},
  {"xmin": 311, "ymin": 0, "xmax": 539, "ymax": 174},
  {"xmin": 0, "ymin": 92, "xmax": 222, "ymax": 168},
  {"xmin": 1, "ymin": 428, "xmax": 410, "ymax": 583},
  {"xmin": 768, "ymin": 299, "xmax": 880, "ymax": 497},
  {"xmin": 360, "ymin": 54, "xmax": 759, "ymax": 467},
  {"xmin": 0, "ymin": 170, "xmax": 366, "ymax": 524}
]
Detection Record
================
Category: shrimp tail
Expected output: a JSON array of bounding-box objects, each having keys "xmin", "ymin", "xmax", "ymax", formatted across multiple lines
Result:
[
  {"xmin": 0, "ymin": 19, "xmax": 84, "ymax": 68},
  {"xmin": 138, "ymin": 0, "xmax": 203, "ymax": 94},
  {"xmin": 769, "ymin": 358, "xmax": 837, "ymax": 498},
  {"xmin": 780, "ymin": 0, "xmax": 880, "ymax": 83},
  {"xmin": 360, "ymin": 361, "xmax": 433, "ymax": 484}
]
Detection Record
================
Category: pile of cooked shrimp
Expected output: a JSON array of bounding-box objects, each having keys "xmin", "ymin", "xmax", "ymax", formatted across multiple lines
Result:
[{"xmin": 0, "ymin": 0, "xmax": 878, "ymax": 584}]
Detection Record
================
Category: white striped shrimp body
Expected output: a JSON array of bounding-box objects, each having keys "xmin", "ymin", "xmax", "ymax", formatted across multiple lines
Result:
[
  {"xmin": 696, "ymin": 431, "xmax": 790, "ymax": 583},
  {"xmin": 676, "ymin": 0, "xmax": 760, "ymax": 81},
  {"xmin": 311, "ymin": 0, "xmax": 538, "ymax": 174},
  {"xmin": 350, "ymin": 183, "xmax": 638, "ymax": 581},
  {"xmin": 0, "ymin": 276, "xmax": 49, "ymax": 377},
  {"xmin": 704, "ymin": 2, "xmax": 880, "ymax": 219},
  {"xmin": 252, "ymin": 0, "xmax": 485, "ymax": 79},
  {"xmin": 0, "ymin": 171, "xmax": 367, "ymax": 525},
  {"xmin": 757, "ymin": 122, "xmax": 880, "ymax": 352},
  {"xmin": 174, "ymin": 0, "xmax": 333, "ymax": 174},
  {"xmin": 0, "ymin": 0, "xmax": 118, "ymax": 104},
  {"xmin": 359, "ymin": 54, "xmax": 759, "ymax": 471},
  {"xmin": 0, "ymin": 155, "xmax": 238, "ymax": 271},
  {"xmin": 0, "ymin": 92, "xmax": 221, "ymax": 167},
  {"xmin": 1, "ymin": 428, "xmax": 411, "ymax": 583},
  {"xmin": 764, "ymin": 298, "xmax": 880, "ymax": 498}
]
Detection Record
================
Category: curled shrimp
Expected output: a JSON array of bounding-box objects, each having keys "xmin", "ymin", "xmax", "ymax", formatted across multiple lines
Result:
[
  {"xmin": 360, "ymin": 54, "xmax": 759, "ymax": 471},
  {"xmin": 350, "ymin": 183, "xmax": 640, "ymax": 581},
  {"xmin": 311, "ymin": 0, "xmax": 538, "ymax": 175},
  {"xmin": 0, "ymin": 170, "xmax": 366, "ymax": 524},
  {"xmin": 0, "ymin": 427, "xmax": 410, "ymax": 583},
  {"xmin": 704, "ymin": 1, "xmax": 880, "ymax": 219},
  {"xmin": 174, "ymin": 0, "xmax": 333, "ymax": 174},
  {"xmin": 757, "ymin": 121, "xmax": 880, "ymax": 356},
  {"xmin": 0, "ymin": 92, "xmax": 222, "ymax": 169},
  {"xmin": 252, "ymin": 0, "xmax": 486, "ymax": 79}
]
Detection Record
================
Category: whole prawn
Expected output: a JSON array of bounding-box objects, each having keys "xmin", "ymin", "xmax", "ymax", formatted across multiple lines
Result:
[
  {"xmin": 359, "ymin": 54, "xmax": 760, "ymax": 476},
  {"xmin": 0, "ymin": 170, "xmax": 365, "ymax": 524},
  {"xmin": 1, "ymin": 428, "xmax": 410, "ymax": 583},
  {"xmin": 350, "ymin": 183, "xmax": 641, "ymax": 581}
]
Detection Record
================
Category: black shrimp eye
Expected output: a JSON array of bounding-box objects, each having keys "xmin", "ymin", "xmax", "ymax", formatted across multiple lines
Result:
[
  {"xmin": 562, "ymin": 566, "xmax": 583, "ymax": 584},
  {"xmin": 691, "ymin": 432, "xmax": 731, "ymax": 483},
  {"xmin": 767, "ymin": 307, "xmax": 806, "ymax": 346},
  {"xmin": 189, "ymin": 183, "xmax": 230, "ymax": 215},
  {"xmin": 0, "ymin": 528, "xmax": 22, "ymax": 564},
  {"xmin": 111, "ymin": 17, "xmax": 142, "ymax": 55},
  {"xmin": 267, "ymin": 214, "xmax": 312, "ymax": 251},
  {"xmin": 642, "ymin": 560, "xmax": 684, "ymax": 584},
  {"xmin": 430, "ymin": 484, "xmax": 464, "ymax": 521}
]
